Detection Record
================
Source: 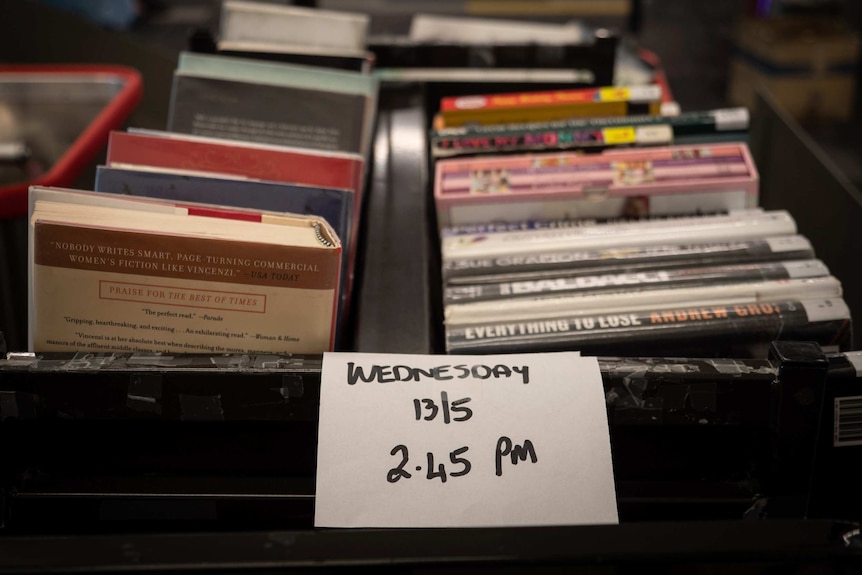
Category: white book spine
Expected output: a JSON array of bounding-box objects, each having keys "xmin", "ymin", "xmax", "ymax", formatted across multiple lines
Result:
[
  {"xmin": 441, "ymin": 211, "xmax": 797, "ymax": 260},
  {"xmin": 221, "ymin": 0, "xmax": 369, "ymax": 52},
  {"xmin": 444, "ymin": 276, "xmax": 842, "ymax": 325}
]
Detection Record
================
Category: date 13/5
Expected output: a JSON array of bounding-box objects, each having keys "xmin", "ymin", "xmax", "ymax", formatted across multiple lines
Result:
[{"xmin": 413, "ymin": 391, "xmax": 472, "ymax": 423}]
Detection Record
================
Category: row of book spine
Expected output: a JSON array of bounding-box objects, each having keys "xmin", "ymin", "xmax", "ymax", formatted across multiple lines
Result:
[{"xmin": 429, "ymin": 84, "xmax": 852, "ymax": 357}]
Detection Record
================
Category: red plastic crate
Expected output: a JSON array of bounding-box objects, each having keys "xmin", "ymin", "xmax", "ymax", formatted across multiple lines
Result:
[{"xmin": 0, "ymin": 64, "xmax": 142, "ymax": 218}]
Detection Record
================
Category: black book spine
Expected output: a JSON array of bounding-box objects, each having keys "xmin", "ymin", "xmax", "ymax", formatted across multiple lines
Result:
[
  {"xmin": 442, "ymin": 236, "xmax": 815, "ymax": 285},
  {"xmin": 443, "ymin": 260, "xmax": 826, "ymax": 304},
  {"xmin": 445, "ymin": 298, "xmax": 852, "ymax": 357}
]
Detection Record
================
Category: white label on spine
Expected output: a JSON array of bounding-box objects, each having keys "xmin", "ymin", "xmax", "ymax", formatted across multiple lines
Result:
[
  {"xmin": 660, "ymin": 101, "xmax": 681, "ymax": 117},
  {"xmin": 766, "ymin": 235, "xmax": 811, "ymax": 253},
  {"xmin": 453, "ymin": 96, "xmax": 488, "ymax": 110},
  {"xmin": 782, "ymin": 260, "xmax": 829, "ymax": 278},
  {"xmin": 844, "ymin": 351, "xmax": 862, "ymax": 376},
  {"xmin": 635, "ymin": 125, "xmax": 673, "ymax": 145},
  {"xmin": 802, "ymin": 298, "xmax": 850, "ymax": 323},
  {"xmin": 713, "ymin": 108, "xmax": 750, "ymax": 131},
  {"xmin": 627, "ymin": 85, "xmax": 661, "ymax": 103}
]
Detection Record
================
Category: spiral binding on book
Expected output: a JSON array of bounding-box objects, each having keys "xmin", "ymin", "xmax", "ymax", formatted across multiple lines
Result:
[{"xmin": 312, "ymin": 222, "xmax": 334, "ymax": 247}]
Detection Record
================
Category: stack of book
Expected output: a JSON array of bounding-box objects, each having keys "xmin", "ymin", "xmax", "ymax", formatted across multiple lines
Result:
[
  {"xmin": 28, "ymin": 0, "xmax": 378, "ymax": 355},
  {"xmin": 432, "ymin": 84, "xmax": 851, "ymax": 357}
]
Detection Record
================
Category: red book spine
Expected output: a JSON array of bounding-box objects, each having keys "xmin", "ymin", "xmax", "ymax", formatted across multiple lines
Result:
[{"xmin": 107, "ymin": 131, "xmax": 362, "ymax": 192}]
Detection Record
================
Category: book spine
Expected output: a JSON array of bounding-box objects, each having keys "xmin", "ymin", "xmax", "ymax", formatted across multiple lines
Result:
[
  {"xmin": 445, "ymin": 297, "xmax": 852, "ymax": 356},
  {"xmin": 440, "ymin": 211, "xmax": 795, "ymax": 260},
  {"xmin": 442, "ymin": 218, "xmax": 603, "ymax": 236},
  {"xmin": 439, "ymin": 85, "xmax": 662, "ymax": 114},
  {"xmin": 105, "ymin": 131, "xmax": 361, "ymax": 192},
  {"xmin": 436, "ymin": 142, "xmax": 750, "ymax": 173},
  {"xmin": 431, "ymin": 108, "xmax": 749, "ymax": 140},
  {"xmin": 443, "ymin": 259, "xmax": 829, "ymax": 304},
  {"xmin": 430, "ymin": 124, "xmax": 673, "ymax": 159},
  {"xmin": 430, "ymin": 109, "xmax": 749, "ymax": 159},
  {"xmin": 442, "ymin": 235, "xmax": 815, "ymax": 284},
  {"xmin": 436, "ymin": 148, "xmax": 753, "ymax": 197},
  {"xmin": 444, "ymin": 276, "xmax": 842, "ymax": 326}
]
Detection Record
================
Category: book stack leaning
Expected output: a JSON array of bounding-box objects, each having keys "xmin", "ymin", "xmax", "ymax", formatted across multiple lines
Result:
[
  {"xmin": 28, "ymin": 0, "xmax": 378, "ymax": 355},
  {"xmin": 431, "ymin": 86, "xmax": 851, "ymax": 358}
]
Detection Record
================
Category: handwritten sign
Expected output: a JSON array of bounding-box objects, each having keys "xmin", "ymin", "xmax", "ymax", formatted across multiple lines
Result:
[{"xmin": 314, "ymin": 352, "xmax": 618, "ymax": 528}]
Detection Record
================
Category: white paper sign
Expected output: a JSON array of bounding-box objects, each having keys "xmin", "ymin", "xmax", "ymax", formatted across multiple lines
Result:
[{"xmin": 314, "ymin": 352, "xmax": 618, "ymax": 528}]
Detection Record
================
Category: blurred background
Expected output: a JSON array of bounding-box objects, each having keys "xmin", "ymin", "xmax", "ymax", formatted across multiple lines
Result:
[{"xmin": 4, "ymin": 0, "xmax": 861, "ymax": 182}]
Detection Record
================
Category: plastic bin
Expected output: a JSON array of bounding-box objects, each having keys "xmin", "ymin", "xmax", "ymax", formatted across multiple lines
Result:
[
  {"xmin": 0, "ymin": 64, "xmax": 142, "ymax": 350},
  {"xmin": 0, "ymin": 64, "xmax": 142, "ymax": 217}
]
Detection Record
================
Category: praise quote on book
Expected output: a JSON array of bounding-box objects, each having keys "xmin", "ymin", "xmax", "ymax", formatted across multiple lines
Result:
[{"xmin": 314, "ymin": 352, "xmax": 618, "ymax": 528}]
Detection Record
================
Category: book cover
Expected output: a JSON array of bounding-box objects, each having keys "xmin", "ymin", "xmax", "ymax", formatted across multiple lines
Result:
[
  {"xmin": 168, "ymin": 73, "xmax": 367, "ymax": 154},
  {"xmin": 171, "ymin": 52, "xmax": 378, "ymax": 157},
  {"xmin": 434, "ymin": 143, "xmax": 759, "ymax": 228},
  {"xmin": 445, "ymin": 297, "xmax": 852, "ymax": 357},
  {"xmin": 438, "ymin": 85, "xmax": 663, "ymax": 127},
  {"xmin": 443, "ymin": 235, "xmax": 816, "ymax": 285},
  {"xmin": 29, "ymin": 187, "xmax": 342, "ymax": 355},
  {"xmin": 106, "ymin": 129, "xmax": 364, "ymax": 195}
]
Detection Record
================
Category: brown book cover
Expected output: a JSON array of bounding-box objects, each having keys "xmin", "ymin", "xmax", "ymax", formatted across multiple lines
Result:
[{"xmin": 29, "ymin": 187, "xmax": 341, "ymax": 355}]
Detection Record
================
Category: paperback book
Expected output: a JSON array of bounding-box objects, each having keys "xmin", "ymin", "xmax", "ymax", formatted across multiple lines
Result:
[
  {"xmin": 442, "ymin": 235, "xmax": 816, "ymax": 285},
  {"xmin": 445, "ymin": 297, "xmax": 852, "ymax": 357},
  {"xmin": 440, "ymin": 210, "xmax": 793, "ymax": 260},
  {"xmin": 94, "ymin": 164, "xmax": 357, "ymax": 333},
  {"xmin": 444, "ymin": 276, "xmax": 842, "ymax": 325},
  {"xmin": 29, "ymin": 187, "xmax": 342, "ymax": 355},
  {"xmin": 444, "ymin": 259, "xmax": 830, "ymax": 304},
  {"xmin": 437, "ymin": 85, "xmax": 663, "ymax": 128}
]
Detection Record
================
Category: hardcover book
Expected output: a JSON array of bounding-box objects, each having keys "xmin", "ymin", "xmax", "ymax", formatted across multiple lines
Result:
[
  {"xmin": 29, "ymin": 187, "xmax": 342, "ymax": 355},
  {"xmin": 106, "ymin": 129, "xmax": 365, "ymax": 194},
  {"xmin": 434, "ymin": 143, "xmax": 760, "ymax": 228}
]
